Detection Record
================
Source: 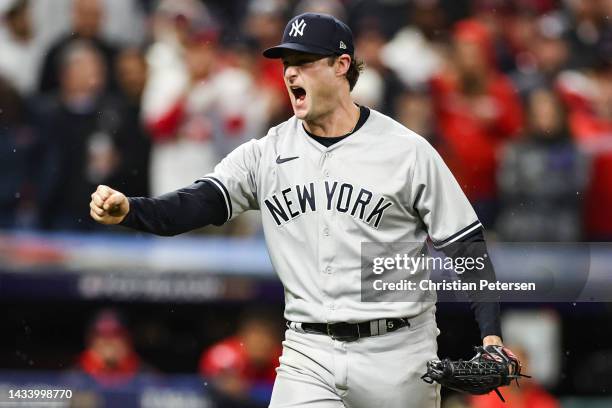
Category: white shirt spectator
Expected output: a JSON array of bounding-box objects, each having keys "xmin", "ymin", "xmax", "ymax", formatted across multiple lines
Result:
[
  {"xmin": 380, "ymin": 26, "xmax": 442, "ymax": 89},
  {"xmin": 0, "ymin": 24, "xmax": 43, "ymax": 95}
]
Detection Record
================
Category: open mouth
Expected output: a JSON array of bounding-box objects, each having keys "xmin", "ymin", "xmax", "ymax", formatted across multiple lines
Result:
[{"xmin": 290, "ymin": 86, "xmax": 306, "ymax": 103}]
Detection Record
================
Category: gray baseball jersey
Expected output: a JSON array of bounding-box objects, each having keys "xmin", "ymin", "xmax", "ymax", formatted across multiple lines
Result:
[{"xmin": 200, "ymin": 108, "xmax": 481, "ymax": 324}]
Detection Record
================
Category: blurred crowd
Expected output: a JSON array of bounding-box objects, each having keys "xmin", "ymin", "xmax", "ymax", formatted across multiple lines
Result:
[
  {"xmin": 72, "ymin": 308, "xmax": 282, "ymax": 407},
  {"xmin": 0, "ymin": 0, "xmax": 611, "ymax": 241},
  {"xmin": 70, "ymin": 308, "xmax": 564, "ymax": 408}
]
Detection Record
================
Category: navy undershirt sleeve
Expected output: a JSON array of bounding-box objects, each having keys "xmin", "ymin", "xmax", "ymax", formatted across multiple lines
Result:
[
  {"xmin": 440, "ymin": 228, "xmax": 503, "ymax": 340},
  {"xmin": 119, "ymin": 180, "xmax": 228, "ymax": 236}
]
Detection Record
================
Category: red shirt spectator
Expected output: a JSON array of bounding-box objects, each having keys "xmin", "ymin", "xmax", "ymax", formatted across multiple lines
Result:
[
  {"xmin": 570, "ymin": 110, "xmax": 612, "ymax": 239},
  {"xmin": 430, "ymin": 20, "xmax": 523, "ymax": 223},
  {"xmin": 559, "ymin": 69, "xmax": 612, "ymax": 239},
  {"xmin": 77, "ymin": 310, "xmax": 145, "ymax": 387},
  {"xmin": 199, "ymin": 316, "xmax": 281, "ymax": 401},
  {"xmin": 200, "ymin": 336, "xmax": 278, "ymax": 385}
]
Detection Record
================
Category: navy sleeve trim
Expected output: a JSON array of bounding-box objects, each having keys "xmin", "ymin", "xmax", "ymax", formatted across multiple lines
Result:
[
  {"xmin": 432, "ymin": 220, "xmax": 482, "ymax": 249},
  {"xmin": 199, "ymin": 176, "xmax": 232, "ymax": 222},
  {"xmin": 412, "ymin": 184, "xmax": 425, "ymax": 215}
]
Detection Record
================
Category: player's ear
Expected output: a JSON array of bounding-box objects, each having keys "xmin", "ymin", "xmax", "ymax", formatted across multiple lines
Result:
[{"xmin": 335, "ymin": 54, "xmax": 351, "ymax": 77}]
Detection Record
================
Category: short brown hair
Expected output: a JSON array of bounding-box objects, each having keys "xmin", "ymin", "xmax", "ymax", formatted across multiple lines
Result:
[{"xmin": 328, "ymin": 56, "xmax": 365, "ymax": 91}]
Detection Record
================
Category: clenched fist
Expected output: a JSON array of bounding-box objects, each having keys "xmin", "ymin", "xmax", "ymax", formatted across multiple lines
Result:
[{"xmin": 89, "ymin": 185, "xmax": 129, "ymax": 225}]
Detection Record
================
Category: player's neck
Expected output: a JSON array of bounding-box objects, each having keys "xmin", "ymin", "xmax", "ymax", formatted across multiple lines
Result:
[{"xmin": 303, "ymin": 99, "xmax": 360, "ymax": 138}]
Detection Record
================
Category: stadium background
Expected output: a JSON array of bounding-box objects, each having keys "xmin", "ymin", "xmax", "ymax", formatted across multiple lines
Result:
[{"xmin": 0, "ymin": 0, "xmax": 611, "ymax": 406}]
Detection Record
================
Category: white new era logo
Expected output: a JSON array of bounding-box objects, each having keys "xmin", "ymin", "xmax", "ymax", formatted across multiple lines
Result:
[
  {"xmin": 289, "ymin": 19, "xmax": 307, "ymax": 37},
  {"xmin": 339, "ymin": 41, "xmax": 347, "ymax": 50}
]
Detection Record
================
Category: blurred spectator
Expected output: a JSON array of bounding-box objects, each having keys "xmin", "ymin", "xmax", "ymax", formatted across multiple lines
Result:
[
  {"xmin": 496, "ymin": 88, "xmax": 588, "ymax": 241},
  {"xmin": 0, "ymin": 75, "xmax": 36, "ymax": 228},
  {"xmin": 144, "ymin": 27, "xmax": 269, "ymax": 196},
  {"xmin": 38, "ymin": 0, "xmax": 117, "ymax": 93},
  {"xmin": 380, "ymin": 0, "xmax": 445, "ymax": 90},
  {"xmin": 243, "ymin": 0, "xmax": 286, "ymax": 51},
  {"xmin": 112, "ymin": 47, "xmax": 150, "ymax": 197},
  {"xmin": 352, "ymin": 21, "xmax": 403, "ymax": 114},
  {"xmin": 564, "ymin": 0, "xmax": 611, "ymax": 70},
  {"xmin": 242, "ymin": 0, "xmax": 290, "ymax": 124},
  {"xmin": 141, "ymin": 0, "xmax": 209, "ymax": 147},
  {"xmin": 294, "ymin": 0, "xmax": 346, "ymax": 20},
  {"xmin": 430, "ymin": 19, "xmax": 523, "ymax": 226},
  {"xmin": 470, "ymin": 345, "xmax": 559, "ymax": 408},
  {"xmin": 0, "ymin": 0, "xmax": 44, "ymax": 96},
  {"xmin": 34, "ymin": 41, "xmax": 123, "ymax": 230},
  {"xmin": 116, "ymin": 48, "xmax": 147, "ymax": 103},
  {"xmin": 501, "ymin": 310, "xmax": 562, "ymax": 388},
  {"xmin": 98, "ymin": 0, "xmax": 146, "ymax": 47},
  {"xmin": 564, "ymin": 66, "xmax": 612, "ymax": 240},
  {"xmin": 199, "ymin": 311, "xmax": 281, "ymax": 406},
  {"xmin": 29, "ymin": 0, "xmax": 146, "ymax": 52},
  {"xmin": 142, "ymin": 0, "xmax": 211, "ymax": 195},
  {"xmin": 510, "ymin": 14, "xmax": 570, "ymax": 99},
  {"xmin": 470, "ymin": 0, "xmax": 540, "ymax": 74},
  {"xmin": 222, "ymin": 35, "xmax": 286, "ymax": 136},
  {"xmin": 393, "ymin": 89, "xmax": 438, "ymax": 145},
  {"xmin": 77, "ymin": 309, "xmax": 151, "ymax": 387}
]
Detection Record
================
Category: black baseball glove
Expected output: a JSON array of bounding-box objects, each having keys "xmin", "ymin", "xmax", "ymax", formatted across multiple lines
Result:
[{"xmin": 421, "ymin": 345, "xmax": 530, "ymax": 402}]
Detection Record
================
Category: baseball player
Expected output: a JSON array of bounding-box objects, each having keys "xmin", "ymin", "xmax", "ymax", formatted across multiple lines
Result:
[{"xmin": 90, "ymin": 13, "xmax": 508, "ymax": 408}]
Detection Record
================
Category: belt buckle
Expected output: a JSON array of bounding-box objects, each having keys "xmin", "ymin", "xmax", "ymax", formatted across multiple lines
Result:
[{"xmin": 327, "ymin": 322, "xmax": 361, "ymax": 342}]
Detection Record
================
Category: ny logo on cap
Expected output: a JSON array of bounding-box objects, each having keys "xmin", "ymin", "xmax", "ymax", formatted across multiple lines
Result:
[{"xmin": 289, "ymin": 18, "xmax": 307, "ymax": 37}]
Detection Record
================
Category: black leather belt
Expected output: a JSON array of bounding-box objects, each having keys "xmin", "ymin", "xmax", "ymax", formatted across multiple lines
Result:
[{"xmin": 289, "ymin": 318, "xmax": 411, "ymax": 342}]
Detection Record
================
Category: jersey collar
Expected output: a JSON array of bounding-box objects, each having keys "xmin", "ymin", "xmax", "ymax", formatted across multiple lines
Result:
[{"xmin": 298, "ymin": 106, "xmax": 373, "ymax": 153}]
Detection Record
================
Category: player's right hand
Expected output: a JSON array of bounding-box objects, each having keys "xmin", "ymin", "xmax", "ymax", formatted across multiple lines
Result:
[{"xmin": 89, "ymin": 185, "xmax": 129, "ymax": 225}]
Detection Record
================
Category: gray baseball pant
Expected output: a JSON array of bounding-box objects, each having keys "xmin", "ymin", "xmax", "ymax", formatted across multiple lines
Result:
[{"xmin": 269, "ymin": 309, "xmax": 441, "ymax": 408}]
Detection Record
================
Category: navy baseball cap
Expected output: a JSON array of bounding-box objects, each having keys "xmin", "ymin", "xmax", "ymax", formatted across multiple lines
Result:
[{"xmin": 263, "ymin": 13, "xmax": 354, "ymax": 59}]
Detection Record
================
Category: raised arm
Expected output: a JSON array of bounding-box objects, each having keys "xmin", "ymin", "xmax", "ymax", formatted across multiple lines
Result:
[{"xmin": 89, "ymin": 181, "xmax": 227, "ymax": 236}]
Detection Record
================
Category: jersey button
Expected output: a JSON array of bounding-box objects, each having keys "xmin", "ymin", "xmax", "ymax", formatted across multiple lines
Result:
[
  {"xmin": 325, "ymin": 266, "xmax": 332, "ymax": 274},
  {"xmin": 323, "ymin": 227, "xmax": 329, "ymax": 236},
  {"xmin": 323, "ymin": 169, "xmax": 330, "ymax": 177}
]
